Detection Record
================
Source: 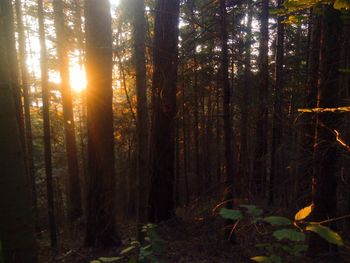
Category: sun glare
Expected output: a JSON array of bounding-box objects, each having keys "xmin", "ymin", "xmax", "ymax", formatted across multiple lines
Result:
[{"xmin": 70, "ymin": 64, "xmax": 87, "ymax": 93}]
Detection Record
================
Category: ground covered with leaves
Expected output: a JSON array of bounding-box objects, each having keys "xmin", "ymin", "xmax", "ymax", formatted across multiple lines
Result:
[{"xmin": 40, "ymin": 196, "xmax": 350, "ymax": 263}]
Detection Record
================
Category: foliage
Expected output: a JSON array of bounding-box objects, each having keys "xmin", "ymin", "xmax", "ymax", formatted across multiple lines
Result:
[
  {"xmin": 91, "ymin": 224, "xmax": 164, "ymax": 263},
  {"xmin": 219, "ymin": 204, "xmax": 345, "ymax": 262}
]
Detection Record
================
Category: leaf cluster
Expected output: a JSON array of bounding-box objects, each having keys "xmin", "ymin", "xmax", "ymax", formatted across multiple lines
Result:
[{"xmin": 219, "ymin": 204, "xmax": 344, "ymax": 263}]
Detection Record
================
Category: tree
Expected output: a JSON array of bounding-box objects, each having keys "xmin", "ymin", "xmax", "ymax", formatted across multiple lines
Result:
[
  {"xmin": 14, "ymin": 0, "xmax": 39, "ymax": 231},
  {"xmin": 148, "ymin": 0, "xmax": 180, "ymax": 222},
  {"xmin": 0, "ymin": 1, "xmax": 37, "ymax": 261},
  {"xmin": 53, "ymin": 0, "xmax": 83, "ymax": 224},
  {"xmin": 219, "ymin": 0, "xmax": 236, "ymax": 243},
  {"xmin": 253, "ymin": 0, "xmax": 269, "ymax": 197},
  {"xmin": 85, "ymin": 0, "xmax": 120, "ymax": 246},
  {"xmin": 132, "ymin": 0, "xmax": 149, "ymax": 239},
  {"xmin": 38, "ymin": 0, "xmax": 58, "ymax": 248},
  {"xmin": 269, "ymin": 0, "xmax": 285, "ymax": 204},
  {"xmin": 308, "ymin": 5, "xmax": 343, "ymax": 256}
]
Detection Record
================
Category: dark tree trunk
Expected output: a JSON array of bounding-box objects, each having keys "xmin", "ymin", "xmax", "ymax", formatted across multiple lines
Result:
[
  {"xmin": 269, "ymin": 0, "xmax": 284, "ymax": 205},
  {"xmin": 0, "ymin": 1, "xmax": 37, "ymax": 262},
  {"xmin": 85, "ymin": 0, "xmax": 120, "ymax": 247},
  {"xmin": 297, "ymin": 9, "xmax": 321, "ymax": 205},
  {"xmin": 220, "ymin": 0, "xmax": 235, "ymax": 243},
  {"xmin": 53, "ymin": 0, "xmax": 82, "ymax": 224},
  {"xmin": 38, "ymin": 0, "xmax": 58, "ymax": 248},
  {"xmin": 308, "ymin": 5, "xmax": 342, "ymax": 256},
  {"xmin": 253, "ymin": 0, "xmax": 269, "ymax": 197},
  {"xmin": 239, "ymin": 0, "xmax": 252, "ymax": 195},
  {"xmin": 148, "ymin": 0, "xmax": 180, "ymax": 222},
  {"xmin": 132, "ymin": 0, "xmax": 149, "ymax": 240}
]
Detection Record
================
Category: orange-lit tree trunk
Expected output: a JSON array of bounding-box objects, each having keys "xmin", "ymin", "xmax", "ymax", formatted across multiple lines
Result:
[
  {"xmin": 38, "ymin": 0, "xmax": 58, "ymax": 248},
  {"xmin": 85, "ymin": 0, "xmax": 120, "ymax": 247},
  {"xmin": 148, "ymin": 0, "xmax": 180, "ymax": 222},
  {"xmin": 53, "ymin": 0, "xmax": 82, "ymax": 224}
]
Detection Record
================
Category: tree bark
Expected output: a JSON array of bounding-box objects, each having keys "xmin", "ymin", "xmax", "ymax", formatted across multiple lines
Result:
[
  {"xmin": 85, "ymin": 0, "xmax": 120, "ymax": 247},
  {"xmin": 269, "ymin": 0, "xmax": 284, "ymax": 204},
  {"xmin": 53, "ymin": 0, "xmax": 83, "ymax": 224},
  {"xmin": 253, "ymin": 0, "xmax": 269, "ymax": 197},
  {"xmin": 0, "ymin": 1, "xmax": 37, "ymax": 262},
  {"xmin": 308, "ymin": 5, "xmax": 342, "ymax": 256},
  {"xmin": 220, "ymin": 0, "xmax": 236, "ymax": 243},
  {"xmin": 148, "ymin": 0, "xmax": 180, "ymax": 222},
  {"xmin": 38, "ymin": 0, "xmax": 58, "ymax": 248}
]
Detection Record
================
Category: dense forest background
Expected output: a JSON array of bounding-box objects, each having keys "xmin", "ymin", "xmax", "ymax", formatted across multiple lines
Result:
[{"xmin": 0, "ymin": 0, "xmax": 350, "ymax": 262}]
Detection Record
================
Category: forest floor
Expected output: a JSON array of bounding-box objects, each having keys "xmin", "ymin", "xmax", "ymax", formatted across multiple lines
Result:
[{"xmin": 40, "ymin": 195, "xmax": 350, "ymax": 263}]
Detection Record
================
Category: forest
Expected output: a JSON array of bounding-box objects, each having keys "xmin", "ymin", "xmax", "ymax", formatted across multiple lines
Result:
[{"xmin": 0, "ymin": 0, "xmax": 350, "ymax": 262}]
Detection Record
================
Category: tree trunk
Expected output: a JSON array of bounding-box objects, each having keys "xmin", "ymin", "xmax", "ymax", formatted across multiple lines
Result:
[
  {"xmin": 53, "ymin": 0, "xmax": 82, "ymax": 224},
  {"xmin": 85, "ymin": 0, "xmax": 120, "ymax": 247},
  {"xmin": 133, "ymin": 0, "xmax": 149, "ymax": 240},
  {"xmin": 239, "ymin": 0, "xmax": 252, "ymax": 196},
  {"xmin": 253, "ymin": 0, "xmax": 269, "ymax": 197},
  {"xmin": 269, "ymin": 0, "xmax": 284, "ymax": 204},
  {"xmin": 148, "ymin": 0, "xmax": 180, "ymax": 222},
  {"xmin": 38, "ymin": 0, "xmax": 58, "ymax": 248},
  {"xmin": 220, "ymin": 0, "xmax": 235, "ymax": 243},
  {"xmin": 0, "ymin": 1, "xmax": 37, "ymax": 261},
  {"xmin": 308, "ymin": 5, "xmax": 342, "ymax": 256}
]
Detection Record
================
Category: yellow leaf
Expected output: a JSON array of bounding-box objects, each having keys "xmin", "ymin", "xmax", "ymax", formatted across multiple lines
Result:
[{"xmin": 295, "ymin": 204, "xmax": 313, "ymax": 221}]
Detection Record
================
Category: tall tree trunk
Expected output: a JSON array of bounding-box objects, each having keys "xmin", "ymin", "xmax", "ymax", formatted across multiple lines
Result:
[
  {"xmin": 220, "ymin": 0, "xmax": 235, "ymax": 243},
  {"xmin": 133, "ymin": 0, "xmax": 149, "ymax": 240},
  {"xmin": 297, "ymin": 9, "xmax": 321, "ymax": 205},
  {"xmin": 15, "ymin": 0, "xmax": 39, "ymax": 229},
  {"xmin": 53, "ymin": 0, "xmax": 82, "ymax": 224},
  {"xmin": 0, "ymin": 2, "xmax": 37, "ymax": 262},
  {"xmin": 253, "ymin": 0, "xmax": 269, "ymax": 197},
  {"xmin": 5, "ymin": 0, "xmax": 25, "ymax": 152},
  {"xmin": 308, "ymin": 5, "xmax": 342, "ymax": 256},
  {"xmin": 85, "ymin": 0, "xmax": 120, "ymax": 247},
  {"xmin": 148, "ymin": 0, "xmax": 180, "ymax": 222},
  {"xmin": 38, "ymin": 0, "xmax": 58, "ymax": 248},
  {"xmin": 269, "ymin": 0, "xmax": 284, "ymax": 204},
  {"xmin": 239, "ymin": 0, "xmax": 252, "ymax": 196}
]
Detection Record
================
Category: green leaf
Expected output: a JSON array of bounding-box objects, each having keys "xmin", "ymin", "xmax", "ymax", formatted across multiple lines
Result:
[
  {"xmin": 263, "ymin": 216, "xmax": 292, "ymax": 226},
  {"xmin": 98, "ymin": 257, "xmax": 123, "ymax": 262},
  {"xmin": 219, "ymin": 208, "xmax": 243, "ymax": 220},
  {"xmin": 273, "ymin": 229, "xmax": 306, "ymax": 242},
  {"xmin": 90, "ymin": 261, "xmax": 101, "ymax": 263},
  {"xmin": 251, "ymin": 256, "xmax": 272, "ymax": 262},
  {"xmin": 120, "ymin": 246, "xmax": 137, "ymax": 255},
  {"xmin": 240, "ymin": 205, "xmax": 263, "ymax": 217},
  {"xmin": 295, "ymin": 204, "xmax": 313, "ymax": 221},
  {"xmin": 306, "ymin": 224, "xmax": 344, "ymax": 246}
]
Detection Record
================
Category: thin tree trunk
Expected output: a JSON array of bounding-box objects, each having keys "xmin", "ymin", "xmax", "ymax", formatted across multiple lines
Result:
[
  {"xmin": 253, "ymin": 0, "xmax": 269, "ymax": 197},
  {"xmin": 269, "ymin": 0, "xmax": 284, "ymax": 205},
  {"xmin": 15, "ymin": 0, "xmax": 39, "ymax": 229},
  {"xmin": 220, "ymin": 0, "xmax": 235, "ymax": 243},
  {"xmin": 53, "ymin": 0, "xmax": 82, "ymax": 224},
  {"xmin": 38, "ymin": 0, "xmax": 58, "ymax": 248}
]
